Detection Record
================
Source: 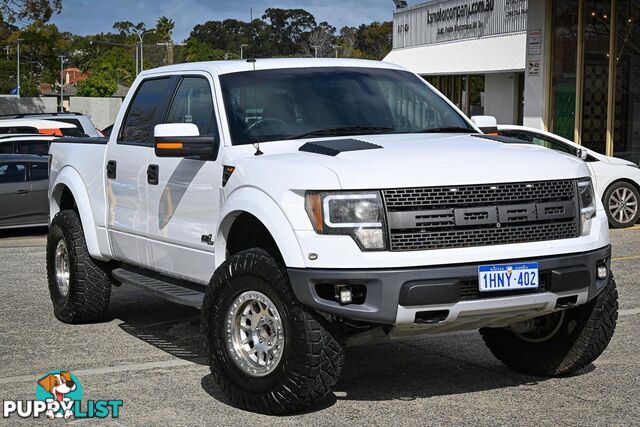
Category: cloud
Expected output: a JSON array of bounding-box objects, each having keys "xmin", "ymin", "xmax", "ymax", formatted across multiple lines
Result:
[{"xmin": 50, "ymin": 0, "xmax": 394, "ymax": 42}]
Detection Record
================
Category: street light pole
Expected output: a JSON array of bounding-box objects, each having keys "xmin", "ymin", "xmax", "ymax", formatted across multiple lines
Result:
[
  {"xmin": 135, "ymin": 41, "xmax": 139, "ymax": 75},
  {"xmin": 240, "ymin": 44, "xmax": 247, "ymax": 60},
  {"xmin": 58, "ymin": 55, "xmax": 66, "ymax": 112},
  {"xmin": 137, "ymin": 29, "xmax": 155, "ymax": 73},
  {"xmin": 16, "ymin": 39, "xmax": 21, "ymax": 97}
]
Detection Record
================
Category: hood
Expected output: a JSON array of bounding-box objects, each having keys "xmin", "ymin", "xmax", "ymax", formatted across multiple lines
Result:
[
  {"xmin": 602, "ymin": 155, "xmax": 638, "ymax": 167},
  {"xmin": 286, "ymin": 133, "xmax": 591, "ymax": 189}
]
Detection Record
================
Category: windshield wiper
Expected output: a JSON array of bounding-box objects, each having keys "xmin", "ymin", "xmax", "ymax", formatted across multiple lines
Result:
[
  {"xmin": 413, "ymin": 126, "xmax": 475, "ymax": 134},
  {"xmin": 288, "ymin": 125, "xmax": 394, "ymax": 140}
]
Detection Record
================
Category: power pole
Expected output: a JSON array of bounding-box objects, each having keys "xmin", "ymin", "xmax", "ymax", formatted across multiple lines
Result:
[
  {"xmin": 16, "ymin": 39, "xmax": 21, "ymax": 97},
  {"xmin": 4, "ymin": 46, "xmax": 9, "ymax": 60},
  {"xmin": 58, "ymin": 55, "xmax": 66, "ymax": 112},
  {"xmin": 135, "ymin": 41, "xmax": 139, "ymax": 75}
]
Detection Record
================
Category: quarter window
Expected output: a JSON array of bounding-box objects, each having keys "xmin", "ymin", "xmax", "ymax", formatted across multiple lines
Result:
[
  {"xmin": 30, "ymin": 162, "xmax": 48, "ymax": 181},
  {"xmin": 119, "ymin": 78, "xmax": 171, "ymax": 145},
  {"xmin": 16, "ymin": 140, "xmax": 49, "ymax": 155},
  {"xmin": 165, "ymin": 77, "xmax": 217, "ymax": 136},
  {"xmin": 0, "ymin": 162, "xmax": 26, "ymax": 183}
]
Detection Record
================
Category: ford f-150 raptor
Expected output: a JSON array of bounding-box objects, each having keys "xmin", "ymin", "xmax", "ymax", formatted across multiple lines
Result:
[{"xmin": 46, "ymin": 58, "xmax": 618, "ymax": 414}]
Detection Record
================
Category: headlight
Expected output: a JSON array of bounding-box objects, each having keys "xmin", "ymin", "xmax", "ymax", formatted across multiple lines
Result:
[
  {"xmin": 578, "ymin": 178, "xmax": 596, "ymax": 236},
  {"xmin": 305, "ymin": 191, "xmax": 387, "ymax": 250}
]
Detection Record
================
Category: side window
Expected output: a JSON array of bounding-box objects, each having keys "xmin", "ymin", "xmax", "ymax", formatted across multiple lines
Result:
[
  {"xmin": 0, "ymin": 142, "xmax": 13, "ymax": 154},
  {"xmin": 30, "ymin": 162, "xmax": 49, "ymax": 181},
  {"xmin": 16, "ymin": 140, "xmax": 49, "ymax": 155},
  {"xmin": 119, "ymin": 78, "xmax": 171, "ymax": 145},
  {"xmin": 0, "ymin": 162, "xmax": 26, "ymax": 183},
  {"xmin": 165, "ymin": 77, "xmax": 217, "ymax": 136}
]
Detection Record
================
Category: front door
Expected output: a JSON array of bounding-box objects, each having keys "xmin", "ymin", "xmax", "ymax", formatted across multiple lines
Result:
[
  {"xmin": 145, "ymin": 74, "xmax": 222, "ymax": 284},
  {"xmin": 106, "ymin": 76, "xmax": 174, "ymax": 267}
]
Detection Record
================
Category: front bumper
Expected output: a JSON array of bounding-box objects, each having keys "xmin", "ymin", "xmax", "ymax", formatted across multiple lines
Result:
[{"xmin": 287, "ymin": 245, "xmax": 611, "ymax": 325}]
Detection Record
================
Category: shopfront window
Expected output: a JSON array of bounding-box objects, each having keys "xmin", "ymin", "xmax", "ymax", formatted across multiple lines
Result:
[
  {"xmin": 551, "ymin": 0, "xmax": 580, "ymax": 141},
  {"xmin": 581, "ymin": 0, "xmax": 611, "ymax": 155},
  {"xmin": 614, "ymin": 1, "xmax": 640, "ymax": 164}
]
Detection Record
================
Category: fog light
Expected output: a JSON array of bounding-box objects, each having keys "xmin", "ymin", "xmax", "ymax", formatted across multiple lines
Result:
[
  {"xmin": 336, "ymin": 285, "xmax": 352, "ymax": 305},
  {"xmin": 597, "ymin": 265, "xmax": 608, "ymax": 280}
]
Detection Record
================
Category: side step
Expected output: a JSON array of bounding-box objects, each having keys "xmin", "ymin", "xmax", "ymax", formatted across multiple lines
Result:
[{"xmin": 112, "ymin": 267, "xmax": 205, "ymax": 309}]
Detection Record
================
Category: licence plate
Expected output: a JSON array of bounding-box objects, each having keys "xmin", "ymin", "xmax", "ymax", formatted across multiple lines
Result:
[{"xmin": 478, "ymin": 262, "xmax": 539, "ymax": 292}]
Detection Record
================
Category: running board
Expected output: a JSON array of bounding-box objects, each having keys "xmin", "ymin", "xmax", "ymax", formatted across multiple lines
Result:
[{"xmin": 112, "ymin": 268, "xmax": 205, "ymax": 309}]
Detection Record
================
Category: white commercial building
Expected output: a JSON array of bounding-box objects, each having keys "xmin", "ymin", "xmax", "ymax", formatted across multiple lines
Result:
[{"xmin": 384, "ymin": 0, "xmax": 640, "ymax": 164}]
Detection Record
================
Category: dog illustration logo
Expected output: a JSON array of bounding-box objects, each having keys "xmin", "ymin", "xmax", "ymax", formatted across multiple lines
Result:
[{"xmin": 35, "ymin": 370, "xmax": 83, "ymax": 419}]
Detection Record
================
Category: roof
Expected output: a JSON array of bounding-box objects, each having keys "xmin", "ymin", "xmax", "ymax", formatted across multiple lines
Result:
[
  {"xmin": 0, "ymin": 154, "xmax": 49, "ymax": 162},
  {"xmin": 383, "ymin": 33, "xmax": 526, "ymax": 75},
  {"xmin": 0, "ymin": 112, "xmax": 85, "ymax": 119},
  {"xmin": 0, "ymin": 119, "xmax": 77, "ymax": 129},
  {"xmin": 139, "ymin": 58, "xmax": 408, "ymax": 77}
]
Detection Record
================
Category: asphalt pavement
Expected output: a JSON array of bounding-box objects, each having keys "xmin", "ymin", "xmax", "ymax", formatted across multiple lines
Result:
[{"xmin": 1, "ymin": 226, "xmax": 639, "ymax": 425}]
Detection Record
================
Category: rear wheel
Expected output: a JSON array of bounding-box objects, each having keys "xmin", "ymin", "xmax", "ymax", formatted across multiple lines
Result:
[
  {"xmin": 604, "ymin": 181, "xmax": 640, "ymax": 228},
  {"xmin": 480, "ymin": 279, "xmax": 618, "ymax": 376},
  {"xmin": 201, "ymin": 248, "xmax": 345, "ymax": 414},
  {"xmin": 46, "ymin": 210, "xmax": 112, "ymax": 323}
]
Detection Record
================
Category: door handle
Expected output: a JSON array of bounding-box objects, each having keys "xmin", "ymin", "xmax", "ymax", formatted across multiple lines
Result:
[
  {"xmin": 147, "ymin": 164, "xmax": 159, "ymax": 185},
  {"xmin": 106, "ymin": 160, "xmax": 117, "ymax": 179},
  {"xmin": 15, "ymin": 189, "xmax": 29, "ymax": 195}
]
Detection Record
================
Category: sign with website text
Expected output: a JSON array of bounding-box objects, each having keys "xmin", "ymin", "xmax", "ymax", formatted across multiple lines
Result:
[{"xmin": 394, "ymin": 0, "xmax": 528, "ymax": 48}]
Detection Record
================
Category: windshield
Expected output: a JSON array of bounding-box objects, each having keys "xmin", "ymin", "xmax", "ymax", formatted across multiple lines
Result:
[{"xmin": 220, "ymin": 67, "xmax": 473, "ymax": 146}]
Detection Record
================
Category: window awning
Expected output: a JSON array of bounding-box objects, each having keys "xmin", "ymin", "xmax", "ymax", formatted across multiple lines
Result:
[{"xmin": 383, "ymin": 32, "xmax": 527, "ymax": 75}]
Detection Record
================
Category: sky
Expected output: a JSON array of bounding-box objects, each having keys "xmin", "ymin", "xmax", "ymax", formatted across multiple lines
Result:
[{"xmin": 49, "ymin": 0, "xmax": 397, "ymax": 42}]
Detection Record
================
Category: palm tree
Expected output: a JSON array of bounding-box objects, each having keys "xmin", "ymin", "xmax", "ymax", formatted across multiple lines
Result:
[{"xmin": 156, "ymin": 17, "xmax": 175, "ymax": 64}]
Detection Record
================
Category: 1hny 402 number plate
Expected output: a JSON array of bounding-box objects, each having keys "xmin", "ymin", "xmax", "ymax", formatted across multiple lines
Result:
[{"xmin": 478, "ymin": 262, "xmax": 539, "ymax": 292}]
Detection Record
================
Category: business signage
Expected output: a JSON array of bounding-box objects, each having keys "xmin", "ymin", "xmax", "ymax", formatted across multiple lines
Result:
[{"xmin": 393, "ymin": 0, "xmax": 527, "ymax": 48}]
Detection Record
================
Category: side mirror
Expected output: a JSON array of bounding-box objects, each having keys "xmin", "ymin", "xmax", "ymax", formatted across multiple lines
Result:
[
  {"xmin": 154, "ymin": 123, "xmax": 219, "ymax": 160},
  {"xmin": 577, "ymin": 149, "xmax": 588, "ymax": 160},
  {"xmin": 471, "ymin": 116, "xmax": 498, "ymax": 135}
]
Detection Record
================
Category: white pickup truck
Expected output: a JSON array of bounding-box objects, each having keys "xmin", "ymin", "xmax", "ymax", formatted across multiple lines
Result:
[{"xmin": 47, "ymin": 59, "xmax": 617, "ymax": 414}]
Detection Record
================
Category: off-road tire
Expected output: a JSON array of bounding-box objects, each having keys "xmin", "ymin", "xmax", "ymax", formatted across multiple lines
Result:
[
  {"xmin": 604, "ymin": 181, "xmax": 640, "ymax": 228},
  {"xmin": 480, "ymin": 279, "xmax": 618, "ymax": 376},
  {"xmin": 201, "ymin": 248, "xmax": 345, "ymax": 414},
  {"xmin": 46, "ymin": 210, "xmax": 112, "ymax": 323}
]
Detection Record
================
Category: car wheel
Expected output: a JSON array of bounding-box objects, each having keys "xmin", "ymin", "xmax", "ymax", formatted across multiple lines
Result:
[
  {"xmin": 604, "ymin": 181, "xmax": 640, "ymax": 228},
  {"xmin": 201, "ymin": 248, "xmax": 345, "ymax": 414},
  {"xmin": 46, "ymin": 210, "xmax": 112, "ymax": 323},
  {"xmin": 480, "ymin": 278, "xmax": 618, "ymax": 376}
]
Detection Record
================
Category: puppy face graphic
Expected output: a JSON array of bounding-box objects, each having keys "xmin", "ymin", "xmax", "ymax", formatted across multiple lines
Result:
[{"xmin": 38, "ymin": 371, "xmax": 77, "ymax": 401}]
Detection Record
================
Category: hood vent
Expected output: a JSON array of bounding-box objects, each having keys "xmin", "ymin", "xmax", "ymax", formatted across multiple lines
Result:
[{"xmin": 299, "ymin": 138, "xmax": 382, "ymax": 156}]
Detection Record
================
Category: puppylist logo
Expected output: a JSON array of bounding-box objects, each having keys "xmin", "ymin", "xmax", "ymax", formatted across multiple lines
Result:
[{"xmin": 2, "ymin": 370, "xmax": 123, "ymax": 420}]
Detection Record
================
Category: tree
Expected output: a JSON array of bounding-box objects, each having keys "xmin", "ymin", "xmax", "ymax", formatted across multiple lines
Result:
[
  {"xmin": 0, "ymin": 58, "xmax": 15, "ymax": 93},
  {"xmin": 156, "ymin": 16, "xmax": 175, "ymax": 64},
  {"xmin": 0, "ymin": 0, "xmax": 62, "ymax": 24},
  {"xmin": 183, "ymin": 38, "xmax": 226, "ymax": 62},
  {"xmin": 304, "ymin": 22, "xmax": 336, "ymax": 57},
  {"xmin": 355, "ymin": 21, "xmax": 393, "ymax": 59},
  {"xmin": 76, "ymin": 72, "xmax": 117, "ymax": 97},
  {"xmin": 262, "ymin": 8, "xmax": 316, "ymax": 56}
]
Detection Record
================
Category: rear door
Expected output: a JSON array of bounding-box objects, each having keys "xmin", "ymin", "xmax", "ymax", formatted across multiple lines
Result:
[
  {"xmin": 145, "ymin": 74, "xmax": 222, "ymax": 283},
  {"xmin": 106, "ymin": 76, "xmax": 175, "ymax": 266},
  {"xmin": 0, "ymin": 161, "xmax": 30, "ymax": 227}
]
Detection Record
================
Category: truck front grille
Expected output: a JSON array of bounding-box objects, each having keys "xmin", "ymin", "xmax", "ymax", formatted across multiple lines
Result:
[{"xmin": 382, "ymin": 180, "xmax": 580, "ymax": 251}]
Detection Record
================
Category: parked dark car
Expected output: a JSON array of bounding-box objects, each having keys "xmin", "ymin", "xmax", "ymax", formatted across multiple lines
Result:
[{"xmin": 0, "ymin": 154, "xmax": 49, "ymax": 229}]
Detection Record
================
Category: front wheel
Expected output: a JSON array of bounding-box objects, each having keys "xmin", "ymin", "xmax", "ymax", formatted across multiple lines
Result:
[
  {"xmin": 480, "ymin": 279, "xmax": 618, "ymax": 376},
  {"xmin": 604, "ymin": 181, "xmax": 640, "ymax": 228},
  {"xmin": 201, "ymin": 248, "xmax": 345, "ymax": 414}
]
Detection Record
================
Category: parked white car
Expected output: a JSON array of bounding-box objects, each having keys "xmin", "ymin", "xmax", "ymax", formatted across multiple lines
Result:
[
  {"xmin": 497, "ymin": 125, "xmax": 640, "ymax": 228},
  {"xmin": 0, "ymin": 112, "xmax": 102, "ymax": 137},
  {"xmin": 0, "ymin": 119, "xmax": 83, "ymax": 137}
]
